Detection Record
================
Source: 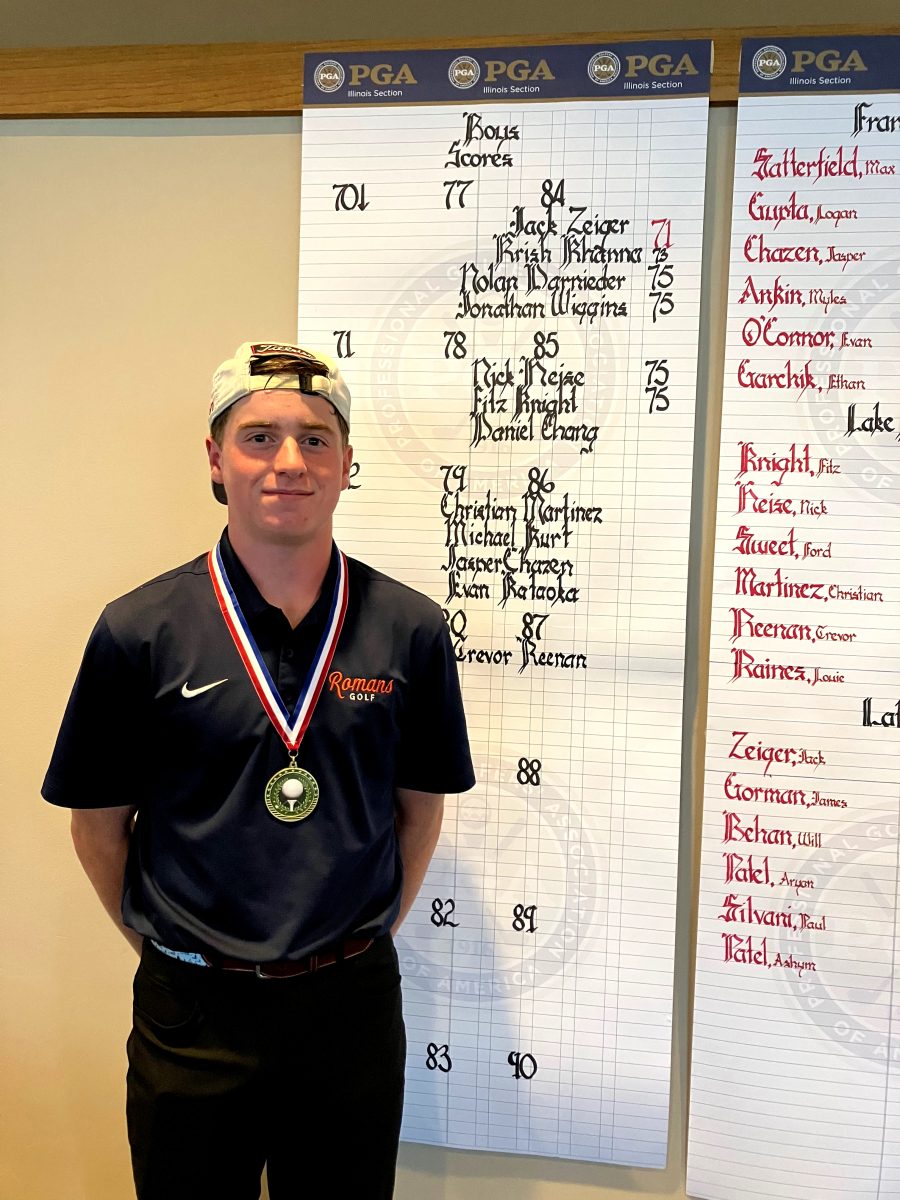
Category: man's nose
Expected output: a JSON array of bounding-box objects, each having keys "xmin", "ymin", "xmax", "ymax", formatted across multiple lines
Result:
[{"xmin": 274, "ymin": 438, "xmax": 306, "ymax": 472}]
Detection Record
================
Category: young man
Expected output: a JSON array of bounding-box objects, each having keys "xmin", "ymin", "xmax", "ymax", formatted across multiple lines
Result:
[{"xmin": 43, "ymin": 342, "xmax": 475, "ymax": 1200}]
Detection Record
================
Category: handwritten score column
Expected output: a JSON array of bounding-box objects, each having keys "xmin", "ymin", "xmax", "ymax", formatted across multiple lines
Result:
[
  {"xmin": 298, "ymin": 41, "xmax": 711, "ymax": 1165},
  {"xmin": 688, "ymin": 37, "xmax": 900, "ymax": 1200}
]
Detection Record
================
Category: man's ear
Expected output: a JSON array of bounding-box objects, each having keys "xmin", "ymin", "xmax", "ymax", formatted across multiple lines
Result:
[
  {"xmin": 340, "ymin": 443, "xmax": 354, "ymax": 491},
  {"xmin": 206, "ymin": 435, "xmax": 224, "ymax": 486},
  {"xmin": 206, "ymin": 437, "xmax": 228, "ymax": 504}
]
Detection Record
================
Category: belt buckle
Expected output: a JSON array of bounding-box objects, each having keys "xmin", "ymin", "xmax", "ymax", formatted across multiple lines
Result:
[{"xmin": 254, "ymin": 955, "xmax": 315, "ymax": 980}]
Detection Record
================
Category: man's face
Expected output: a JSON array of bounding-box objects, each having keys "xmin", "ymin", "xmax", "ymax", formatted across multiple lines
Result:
[{"xmin": 206, "ymin": 389, "xmax": 352, "ymax": 549}]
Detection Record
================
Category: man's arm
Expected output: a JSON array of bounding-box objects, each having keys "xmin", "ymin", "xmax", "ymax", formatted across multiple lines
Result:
[
  {"xmin": 392, "ymin": 789, "xmax": 444, "ymax": 935},
  {"xmin": 70, "ymin": 806, "xmax": 142, "ymax": 956}
]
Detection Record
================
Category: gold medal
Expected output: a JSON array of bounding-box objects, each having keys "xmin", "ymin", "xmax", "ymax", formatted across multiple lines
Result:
[{"xmin": 264, "ymin": 764, "xmax": 319, "ymax": 823}]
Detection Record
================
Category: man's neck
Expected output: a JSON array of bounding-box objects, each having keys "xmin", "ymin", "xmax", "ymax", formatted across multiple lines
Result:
[{"xmin": 227, "ymin": 527, "xmax": 332, "ymax": 629}]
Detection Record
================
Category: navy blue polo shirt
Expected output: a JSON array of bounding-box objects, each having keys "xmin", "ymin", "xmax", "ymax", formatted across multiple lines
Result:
[{"xmin": 43, "ymin": 531, "xmax": 475, "ymax": 961}]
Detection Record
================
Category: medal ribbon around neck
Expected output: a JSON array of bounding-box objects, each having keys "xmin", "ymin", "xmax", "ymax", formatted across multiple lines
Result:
[{"xmin": 208, "ymin": 540, "xmax": 348, "ymax": 755}]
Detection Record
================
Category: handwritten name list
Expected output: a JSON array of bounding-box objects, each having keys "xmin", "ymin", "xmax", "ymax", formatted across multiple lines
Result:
[
  {"xmin": 688, "ymin": 37, "xmax": 900, "ymax": 1200},
  {"xmin": 298, "ymin": 41, "xmax": 711, "ymax": 1165}
]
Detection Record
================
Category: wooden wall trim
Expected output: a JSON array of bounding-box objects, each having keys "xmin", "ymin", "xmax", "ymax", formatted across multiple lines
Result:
[{"xmin": 1, "ymin": 26, "xmax": 898, "ymax": 117}]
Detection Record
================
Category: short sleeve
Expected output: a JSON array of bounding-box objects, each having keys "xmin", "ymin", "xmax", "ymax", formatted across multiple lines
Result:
[
  {"xmin": 394, "ymin": 619, "xmax": 476, "ymax": 795},
  {"xmin": 42, "ymin": 612, "xmax": 142, "ymax": 809}
]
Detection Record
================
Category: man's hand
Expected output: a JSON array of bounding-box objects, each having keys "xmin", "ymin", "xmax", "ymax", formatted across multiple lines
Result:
[
  {"xmin": 392, "ymin": 789, "xmax": 444, "ymax": 935},
  {"xmin": 70, "ymin": 806, "xmax": 143, "ymax": 955}
]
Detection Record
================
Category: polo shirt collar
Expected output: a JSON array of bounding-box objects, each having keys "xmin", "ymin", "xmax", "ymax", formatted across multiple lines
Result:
[{"xmin": 217, "ymin": 527, "xmax": 339, "ymax": 634}]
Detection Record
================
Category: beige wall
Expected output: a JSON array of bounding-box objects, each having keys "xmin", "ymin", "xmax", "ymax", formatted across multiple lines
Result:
[
  {"xmin": 0, "ymin": 118, "xmax": 304, "ymax": 1199},
  {"xmin": 2, "ymin": 6, "xmax": 897, "ymax": 1197}
]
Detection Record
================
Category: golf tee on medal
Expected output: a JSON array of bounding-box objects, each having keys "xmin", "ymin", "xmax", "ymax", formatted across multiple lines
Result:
[{"xmin": 264, "ymin": 762, "xmax": 320, "ymax": 823}]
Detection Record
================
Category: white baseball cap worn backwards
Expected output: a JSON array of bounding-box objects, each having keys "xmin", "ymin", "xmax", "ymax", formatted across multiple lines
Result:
[{"xmin": 210, "ymin": 341, "xmax": 351, "ymax": 428}]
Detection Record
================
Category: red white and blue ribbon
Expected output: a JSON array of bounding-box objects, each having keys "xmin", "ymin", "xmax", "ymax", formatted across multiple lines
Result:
[{"xmin": 208, "ymin": 541, "xmax": 348, "ymax": 753}]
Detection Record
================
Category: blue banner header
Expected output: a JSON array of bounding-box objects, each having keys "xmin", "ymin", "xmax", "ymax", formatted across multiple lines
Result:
[
  {"xmin": 740, "ymin": 36, "xmax": 900, "ymax": 95},
  {"xmin": 303, "ymin": 41, "xmax": 712, "ymax": 105}
]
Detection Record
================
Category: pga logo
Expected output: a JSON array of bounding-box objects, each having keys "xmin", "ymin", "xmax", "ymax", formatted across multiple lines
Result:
[
  {"xmin": 588, "ymin": 51, "xmax": 621, "ymax": 86},
  {"xmin": 752, "ymin": 43, "xmax": 867, "ymax": 81},
  {"xmin": 449, "ymin": 55, "xmax": 480, "ymax": 89},
  {"xmin": 313, "ymin": 60, "xmax": 345, "ymax": 93},
  {"xmin": 752, "ymin": 45, "xmax": 787, "ymax": 81}
]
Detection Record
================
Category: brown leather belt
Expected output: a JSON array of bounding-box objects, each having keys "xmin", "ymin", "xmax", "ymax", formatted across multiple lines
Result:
[{"xmin": 200, "ymin": 936, "xmax": 374, "ymax": 979}]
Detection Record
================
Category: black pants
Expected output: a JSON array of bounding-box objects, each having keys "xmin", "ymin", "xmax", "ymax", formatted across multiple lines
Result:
[{"xmin": 126, "ymin": 936, "xmax": 405, "ymax": 1200}]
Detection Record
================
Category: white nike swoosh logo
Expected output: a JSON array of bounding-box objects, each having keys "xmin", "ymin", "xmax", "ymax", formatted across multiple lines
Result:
[{"xmin": 181, "ymin": 679, "xmax": 228, "ymax": 698}]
